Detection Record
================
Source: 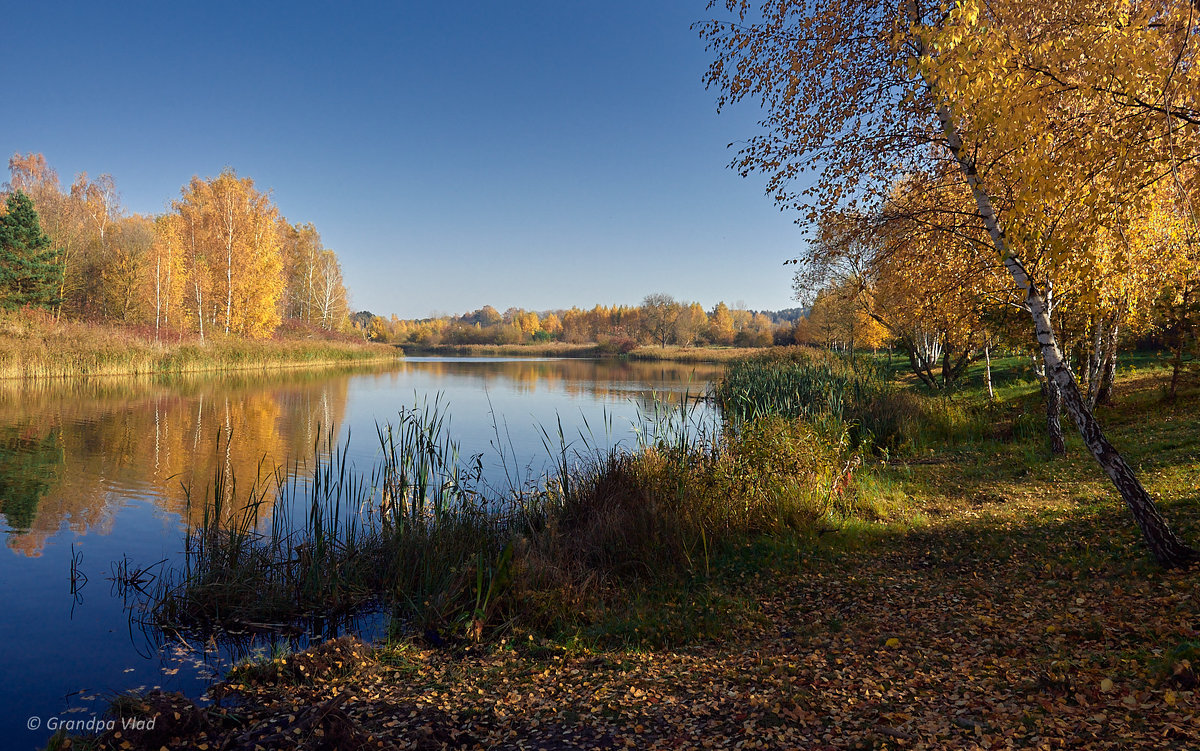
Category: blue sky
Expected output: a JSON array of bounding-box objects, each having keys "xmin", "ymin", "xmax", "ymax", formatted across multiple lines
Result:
[{"xmin": 3, "ymin": 2, "xmax": 809, "ymax": 318}]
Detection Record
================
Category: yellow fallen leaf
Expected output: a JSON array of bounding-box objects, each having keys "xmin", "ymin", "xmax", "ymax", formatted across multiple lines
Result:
[{"xmin": 885, "ymin": 638, "xmax": 901, "ymax": 648}]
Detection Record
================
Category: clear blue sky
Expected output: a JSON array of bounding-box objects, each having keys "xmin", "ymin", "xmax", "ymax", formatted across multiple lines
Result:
[{"xmin": 3, "ymin": 1, "xmax": 808, "ymax": 318}]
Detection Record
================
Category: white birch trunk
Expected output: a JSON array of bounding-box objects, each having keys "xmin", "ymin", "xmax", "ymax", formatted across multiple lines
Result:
[
  {"xmin": 907, "ymin": 14, "xmax": 1197, "ymax": 566},
  {"xmin": 154, "ymin": 254, "xmax": 162, "ymax": 339},
  {"xmin": 984, "ymin": 343, "xmax": 994, "ymax": 400},
  {"xmin": 225, "ymin": 202, "xmax": 234, "ymax": 336}
]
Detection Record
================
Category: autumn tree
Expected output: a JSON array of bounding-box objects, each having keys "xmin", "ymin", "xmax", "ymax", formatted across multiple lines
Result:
[
  {"xmin": 100, "ymin": 215, "xmax": 155, "ymax": 323},
  {"xmin": 791, "ymin": 203, "xmax": 977, "ymax": 382},
  {"xmin": 0, "ymin": 191, "xmax": 65, "ymax": 311},
  {"xmin": 641, "ymin": 293, "xmax": 682, "ymax": 348},
  {"xmin": 541, "ymin": 312, "xmax": 563, "ymax": 338},
  {"xmin": 805, "ymin": 282, "xmax": 885, "ymax": 354},
  {"xmin": 163, "ymin": 170, "xmax": 285, "ymax": 339},
  {"xmin": 280, "ymin": 222, "xmax": 323, "ymax": 322},
  {"xmin": 874, "ymin": 181, "xmax": 1000, "ymax": 389},
  {"xmin": 68, "ymin": 172, "xmax": 122, "ymax": 316},
  {"xmin": 560, "ymin": 307, "xmax": 591, "ymax": 343},
  {"xmin": 1130, "ymin": 173, "xmax": 1200, "ymax": 400},
  {"xmin": 516, "ymin": 310, "xmax": 542, "ymax": 339},
  {"xmin": 701, "ymin": 0, "xmax": 1200, "ymax": 565},
  {"xmin": 674, "ymin": 302, "xmax": 709, "ymax": 347},
  {"xmin": 312, "ymin": 249, "xmax": 348, "ymax": 331},
  {"xmin": 149, "ymin": 213, "xmax": 186, "ymax": 336},
  {"xmin": 708, "ymin": 302, "xmax": 736, "ymax": 345}
]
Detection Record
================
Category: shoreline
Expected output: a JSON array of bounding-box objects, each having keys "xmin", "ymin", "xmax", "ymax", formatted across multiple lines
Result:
[
  {"xmin": 0, "ymin": 352, "xmax": 403, "ymax": 386},
  {"xmin": 0, "ymin": 318, "xmax": 400, "ymax": 382},
  {"xmin": 398, "ymin": 342, "xmax": 766, "ymax": 363}
]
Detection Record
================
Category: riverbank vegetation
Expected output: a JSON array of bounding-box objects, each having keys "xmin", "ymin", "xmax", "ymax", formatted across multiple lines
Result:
[
  {"xmin": 63, "ymin": 349, "xmax": 1200, "ymax": 749},
  {"xmin": 146, "ymin": 351, "xmax": 871, "ymax": 639},
  {"xmin": 0, "ymin": 310, "xmax": 395, "ymax": 380},
  {"xmin": 398, "ymin": 341, "xmax": 765, "ymax": 363}
]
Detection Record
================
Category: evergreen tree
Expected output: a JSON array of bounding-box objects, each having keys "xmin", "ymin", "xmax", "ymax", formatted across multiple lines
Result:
[{"xmin": 0, "ymin": 190, "xmax": 64, "ymax": 311}]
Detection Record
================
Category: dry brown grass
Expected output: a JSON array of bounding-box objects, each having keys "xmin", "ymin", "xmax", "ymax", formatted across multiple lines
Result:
[
  {"xmin": 627, "ymin": 345, "xmax": 770, "ymax": 362},
  {"xmin": 0, "ymin": 310, "xmax": 397, "ymax": 380}
]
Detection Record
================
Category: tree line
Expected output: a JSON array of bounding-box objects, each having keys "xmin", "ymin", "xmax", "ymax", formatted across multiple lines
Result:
[
  {"xmin": 354, "ymin": 295, "xmax": 808, "ymax": 349},
  {"xmin": 0, "ymin": 153, "xmax": 350, "ymax": 338}
]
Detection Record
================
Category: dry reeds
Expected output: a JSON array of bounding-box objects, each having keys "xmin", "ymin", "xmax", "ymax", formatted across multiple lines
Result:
[{"xmin": 0, "ymin": 310, "xmax": 397, "ymax": 380}]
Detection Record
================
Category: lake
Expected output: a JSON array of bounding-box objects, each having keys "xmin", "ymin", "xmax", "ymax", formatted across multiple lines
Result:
[{"xmin": 0, "ymin": 356, "xmax": 722, "ymax": 748}]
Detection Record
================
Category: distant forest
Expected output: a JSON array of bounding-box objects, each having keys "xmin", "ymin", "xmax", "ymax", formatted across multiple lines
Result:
[{"xmin": 352, "ymin": 298, "xmax": 823, "ymax": 350}]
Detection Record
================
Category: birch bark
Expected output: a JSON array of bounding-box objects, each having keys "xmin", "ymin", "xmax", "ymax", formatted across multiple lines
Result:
[{"xmin": 908, "ymin": 11, "xmax": 1197, "ymax": 566}]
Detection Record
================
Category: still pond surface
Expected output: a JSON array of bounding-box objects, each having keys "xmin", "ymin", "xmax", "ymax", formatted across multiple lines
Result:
[{"xmin": 0, "ymin": 357, "xmax": 721, "ymax": 748}]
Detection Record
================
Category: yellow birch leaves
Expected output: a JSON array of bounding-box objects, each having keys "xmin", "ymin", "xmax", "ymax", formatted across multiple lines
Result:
[{"xmin": 159, "ymin": 169, "xmax": 284, "ymax": 339}]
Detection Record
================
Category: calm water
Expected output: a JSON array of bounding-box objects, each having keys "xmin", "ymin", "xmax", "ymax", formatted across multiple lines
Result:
[{"xmin": 0, "ymin": 357, "xmax": 721, "ymax": 748}]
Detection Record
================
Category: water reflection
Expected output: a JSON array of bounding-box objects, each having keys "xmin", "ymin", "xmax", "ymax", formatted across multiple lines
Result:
[
  {"xmin": 0, "ymin": 358, "xmax": 718, "ymax": 557},
  {"xmin": 395, "ymin": 357, "xmax": 710, "ymax": 404},
  {"xmin": 0, "ymin": 368, "xmax": 354, "ymax": 557}
]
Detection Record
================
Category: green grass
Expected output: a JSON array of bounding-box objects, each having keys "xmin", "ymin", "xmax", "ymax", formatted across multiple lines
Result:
[
  {"xmin": 715, "ymin": 347, "xmax": 926, "ymax": 449},
  {"xmin": 626, "ymin": 345, "xmax": 765, "ymax": 363}
]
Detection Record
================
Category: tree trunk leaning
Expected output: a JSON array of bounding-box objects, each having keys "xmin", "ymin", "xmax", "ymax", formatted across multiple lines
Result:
[{"xmin": 920, "ymin": 68, "xmax": 1198, "ymax": 567}]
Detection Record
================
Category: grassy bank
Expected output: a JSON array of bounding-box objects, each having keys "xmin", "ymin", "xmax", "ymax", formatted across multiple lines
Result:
[
  {"xmin": 60, "ymin": 353, "xmax": 1200, "ymax": 750},
  {"xmin": 0, "ymin": 313, "xmax": 398, "ymax": 380}
]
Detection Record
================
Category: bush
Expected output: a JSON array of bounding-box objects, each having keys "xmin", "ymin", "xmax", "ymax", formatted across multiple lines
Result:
[{"xmin": 595, "ymin": 335, "xmax": 638, "ymax": 354}]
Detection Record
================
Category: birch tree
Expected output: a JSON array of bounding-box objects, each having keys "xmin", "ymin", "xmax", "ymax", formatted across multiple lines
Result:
[
  {"xmin": 150, "ymin": 214, "xmax": 186, "ymax": 336},
  {"xmin": 164, "ymin": 171, "xmax": 284, "ymax": 338},
  {"xmin": 281, "ymin": 222, "xmax": 323, "ymax": 323},
  {"xmin": 312, "ymin": 249, "xmax": 348, "ymax": 331},
  {"xmin": 701, "ymin": 0, "xmax": 1200, "ymax": 566}
]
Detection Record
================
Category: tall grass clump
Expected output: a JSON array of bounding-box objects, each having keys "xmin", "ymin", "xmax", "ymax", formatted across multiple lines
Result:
[
  {"xmin": 716, "ymin": 348, "xmax": 920, "ymax": 449},
  {"xmin": 510, "ymin": 396, "xmax": 866, "ymax": 632},
  {"xmin": 151, "ymin": 399, "xmax": 515, "ymax": 641}
]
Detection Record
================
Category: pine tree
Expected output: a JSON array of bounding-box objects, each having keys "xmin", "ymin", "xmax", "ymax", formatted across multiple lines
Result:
[{"xmin": 0, "ymin": 191, "xmax": 64, "ymax": 311}]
